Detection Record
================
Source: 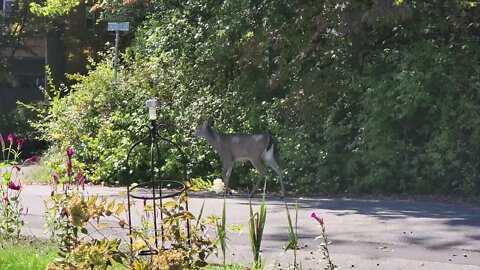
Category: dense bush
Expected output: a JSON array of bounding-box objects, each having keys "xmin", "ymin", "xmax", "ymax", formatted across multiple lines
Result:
[{"xmin": 31, "ymin": 0, "xmax": 480, "ymax": 197}]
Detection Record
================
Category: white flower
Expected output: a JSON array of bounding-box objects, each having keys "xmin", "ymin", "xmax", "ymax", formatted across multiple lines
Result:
[
  {"xmin": 211, "ymin": 178, "xmax": 225, "ymax": 193},
  {"xmin": 130, "ymin": 183, "xmax": 139, "ymax": 189}
]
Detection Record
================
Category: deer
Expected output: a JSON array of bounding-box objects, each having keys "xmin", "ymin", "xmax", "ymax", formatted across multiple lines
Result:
[{"xmin": 194, "ymin": 121, "xmax": 284, "ymax": 198}]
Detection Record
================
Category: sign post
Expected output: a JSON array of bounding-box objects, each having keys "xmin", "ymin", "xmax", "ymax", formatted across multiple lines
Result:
[{"xmin": 108, "ymin": 22, "xmax": 130, "ymax": 80}]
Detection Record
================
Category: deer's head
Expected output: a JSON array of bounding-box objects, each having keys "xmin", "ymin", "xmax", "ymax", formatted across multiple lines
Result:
[{"xmin": 195, "ymin": 121, "xmax": 212, "ymax": 138}]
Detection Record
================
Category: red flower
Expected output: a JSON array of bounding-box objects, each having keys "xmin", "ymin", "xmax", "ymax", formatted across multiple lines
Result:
[
  {"xmin": 16, "ymin": 138, "xmax": 25, "ymax": 149},
  {"xmin": 7, "ymin": 133, "xmax": 14, "ymax": 143},
  {"xmin": 8, "ymin": 181, "xmax": 21, "ymax": 191},
  {"xmin": 311, "ymin": 211, "xmax": 324, "ymax": 226}
]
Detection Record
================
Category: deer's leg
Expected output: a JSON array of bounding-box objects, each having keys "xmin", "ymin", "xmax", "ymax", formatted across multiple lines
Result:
[
  {"xmin": 222, "ymin": 162, "xmax": 233, "ymax": 195},
  {"xmin": 263, "ymin": 148, "xmax": 285, "ymax": 198},
  {"xmin": 250, "ymin": 159, "xmax": 267, "ymax": 198}
]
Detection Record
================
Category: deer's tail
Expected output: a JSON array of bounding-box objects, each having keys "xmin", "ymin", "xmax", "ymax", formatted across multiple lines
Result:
[{"xmin": 266, "ymin": 135, "xmax": 274, "ymax": 152}]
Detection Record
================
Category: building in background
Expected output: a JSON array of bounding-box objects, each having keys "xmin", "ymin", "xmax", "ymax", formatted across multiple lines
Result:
[{"xmin": 0, "ymin": 0, "xmax": 45, "ymax": 112}]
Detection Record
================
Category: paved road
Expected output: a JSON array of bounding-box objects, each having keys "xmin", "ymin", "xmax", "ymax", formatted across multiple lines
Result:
[{"xmin": 19, "ymin": 184, "xmax": 480, "ymax": 270}]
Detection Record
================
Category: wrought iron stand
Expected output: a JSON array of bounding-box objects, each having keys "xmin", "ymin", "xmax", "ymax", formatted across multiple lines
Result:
[{"xmin": 125, "ymin": 99, "xmax": 190, "ymax": 257}]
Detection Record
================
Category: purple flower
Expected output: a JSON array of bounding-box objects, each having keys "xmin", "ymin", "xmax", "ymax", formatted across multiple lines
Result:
[
  {"xmin": 311, "ymin": 211, "xmax": 324, "ymax": 226},
  {"xmin": 66, "ymin": 148, "xmax": 74, "ymax": 158},
  {"xmin": 8, "ymin": 181, "xmax": 21, "ymax": 191},
  {"xmin": 2, "ymin": 196, "xmax": 9, "ymax": 204},
  {"xmin": 16, "ymin": 138, "xmax": 25, "ymax": 150},
  {"xmin": 66, "ymin": 148, "xmax": 74, "ymax": 177},
  {"xmin": 75, "ymin": 168, "xmax": 86, "ymax": 189},
  {"xmin": 7, "ymin": 133, "xmax": 14, "ymax": 143}
]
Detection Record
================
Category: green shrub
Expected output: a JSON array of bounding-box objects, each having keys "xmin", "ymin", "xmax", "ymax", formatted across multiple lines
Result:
[{"xmin": 30, "ymin": 1, "xmax": 480, "ymax": 197}]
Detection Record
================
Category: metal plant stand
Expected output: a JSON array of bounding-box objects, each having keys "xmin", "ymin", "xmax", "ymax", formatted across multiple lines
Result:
[{"xmin": 125, "ymin": 99, "xmax": 190, "ymax": 257}]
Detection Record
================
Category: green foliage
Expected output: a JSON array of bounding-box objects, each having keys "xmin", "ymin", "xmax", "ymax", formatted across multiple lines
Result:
[
  {"xmin": 284, "ymin": 200, "xmax": 300, "ymax": 269},
  {"xmin": 248, "ymin": 190, "xmax": 267, "ymax": 268},
  {"xmin": 158, "ymin": 194, "xmax": 216, "ymax": 268},
  {"xmin": 211, "ymin": 198, "xmax": 227, "ymax": 266},
  {"xmin": 0, "ymin": 134, "xmax": 27, "ymax": 240},
  {"xmin": 44, "ymin": 189, "xmax": 129, "ymax": 269},
  {"xmin": 31, "ymin": 0, "xmax": 480, "ymax": 197},
  {"xmin": 30, "ymin": 0, "xmax": 80, "ymax": 17}
]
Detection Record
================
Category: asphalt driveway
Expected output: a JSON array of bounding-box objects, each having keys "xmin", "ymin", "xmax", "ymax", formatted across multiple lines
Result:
[{"xmin": 19, "ymin": 184, "xmax": 480, "ymax": 270}]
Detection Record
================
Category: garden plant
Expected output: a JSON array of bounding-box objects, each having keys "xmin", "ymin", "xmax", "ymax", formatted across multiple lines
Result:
[
  {"xmin": 0, "ymin": 133, "xmax": 36, "ymax": 240},
  {"xmin": 3, "ymin": 0, "xmax": 477, "ymax": 269}
]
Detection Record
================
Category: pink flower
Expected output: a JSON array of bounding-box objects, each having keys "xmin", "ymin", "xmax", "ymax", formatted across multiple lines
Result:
[
  {"xmin": 24, "ymin": 156, "xmax": 38, "ymax": 163},
  {"xmin": 246, "ymin": 267, "xmax": 251, "ymax": 270},
  {"xmin": 16, "ymin": 138, "xmax": 25, "ymax": 149},
  {"xmin": 7, "ymin": 133, "xmax": 14, "ymax": 143},
  {"xmin": 2, "ymin": 196, "xmax": 9, "ymax": 204},
  {"xmin": 311, "ymin": 211, "xmax": 324, "ymax": 226},
  {"xmin": 8, "ymin": 181, "xmax": 21, "ymax": 191}
]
